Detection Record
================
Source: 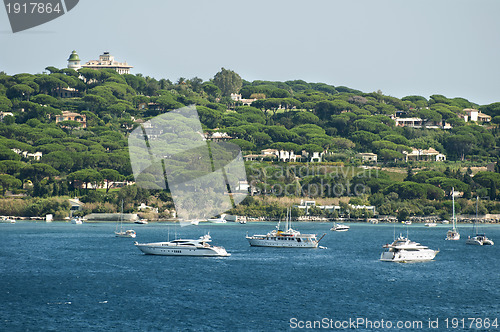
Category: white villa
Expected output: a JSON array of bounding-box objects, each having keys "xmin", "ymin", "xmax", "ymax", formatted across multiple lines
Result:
[
  {"xmin": 293, "ymin": 200, "xmax": 377, "ymax": 215},
  {"xmin": 403, "ymin": 147, "xmax": 446, "ymax": 162},
  {"xmin": 67, "ymin": 51, "xmax": 133, "ymax": 74},
  {"xmin": 357, "ymin": 152, "xmax": 377, "ymax": 163},
  {"xmin": 244, "ymin": 149, "xmax": 325, "ymax": 162}
]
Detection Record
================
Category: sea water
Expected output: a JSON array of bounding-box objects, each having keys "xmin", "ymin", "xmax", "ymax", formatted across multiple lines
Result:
[{"xmin": 0, "ymin": 222, "xmax": 499, "ymax": 331}]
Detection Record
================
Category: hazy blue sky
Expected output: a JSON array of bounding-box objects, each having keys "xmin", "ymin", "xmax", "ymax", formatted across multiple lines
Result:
[{"xmin": 1, "ymin": 0, "xmax": 499, "ymax": 105}]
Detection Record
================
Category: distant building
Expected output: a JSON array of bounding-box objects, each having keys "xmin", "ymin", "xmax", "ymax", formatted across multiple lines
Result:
[
  {"xmin": 11, "ymin": 148, "xmax": 43, "ymax": 161},
  {"xmin": 68, "ymin": 198, "xmax": 84, "ymax": 211},
  {"xmin": 404, "ymin": 147, "xmax": 446, "ymax": 162},
  {"xmin": 67, "ymin": 50, "xmax": 81, "ymax": 70},
  {"xmin": 68, "ymin": 51, "xmax": 132, "ymax": 74},
  {"xmin": 393, "ymin": 117, "xmax": 451, "ymax": 129},
  {"xmin": 230, "ymin": 93, "xmax": 257, "ymax": 106},
  {"xmin": 204, "ymin": 131, "xmax": 233, "ymax": 141},
  {"xmin": 54, "ymin": 87, "xmax": 79, "ymax": 98},
  {"xmin": 478, "ymin": 112, "xmax": 492, "ymax": 122},
  {"xmin": 463, "ymin": 109, "xmax": 478, "ymax": 122},
  {"xmin": 0, "ymin": 111, "xmax": 14, "ymax": 121},
  {"xmin": 55, "ymin": 111, "xmax": 87, "ymax": 128},
  {"xmin": 460, "ymin": 109, "xmax": 491, "ymax": 123},
  {"xmin": 357, "ymin": 152, "xmax": 378, "ymax": 163}
]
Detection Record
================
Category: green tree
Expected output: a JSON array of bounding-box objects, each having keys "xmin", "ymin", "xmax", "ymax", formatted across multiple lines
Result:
[
  {"xmin": 213, "ymin": 68, "xmax": 242, "ymax": 97},
  {"xmin": 0, "ymin": 174, "xmax": 22, "ymax": 195},
  {"xmin": 100, "ymin": 169, "xmax": 123, "ymax": 193}
]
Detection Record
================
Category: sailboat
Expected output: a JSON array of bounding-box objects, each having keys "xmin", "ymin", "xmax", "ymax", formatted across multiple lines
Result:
[
  {"xmin": 115, "ymin": 200, "xmax": 136, "ymax": 238},
  {"xmin": 445, "ymin": 187, "xmax": 460, "ymax": 240},
  {"xmin": 466, "ymin": 197, "xmax": 494, "ymax": 245}
]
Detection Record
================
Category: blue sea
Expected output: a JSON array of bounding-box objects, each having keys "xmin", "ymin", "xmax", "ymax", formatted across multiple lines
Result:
[{"xmin": 1, "ymin": 222, "xmax": 499, "ymax": 331}]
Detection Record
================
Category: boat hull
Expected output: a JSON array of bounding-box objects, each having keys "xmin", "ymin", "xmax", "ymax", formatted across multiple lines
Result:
[
  {"xmin": 246, "ymin": 237, "xmax": 318, "ymax": 248},
  {"xmin": 445, "ymin": 230, "xmax": 460, "ymax": 241},
  {"xmin": 115, "ymin": 231, "xmax": 136, "ymax": 238},
  {"xmin": 380, "ymin": 249, "xmax": 438, "ymax": 262}
]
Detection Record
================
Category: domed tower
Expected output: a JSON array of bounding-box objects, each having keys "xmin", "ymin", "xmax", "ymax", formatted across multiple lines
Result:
[{"xmin": 67, "ymin": 50, "xmax": 81, "ymax": 70}]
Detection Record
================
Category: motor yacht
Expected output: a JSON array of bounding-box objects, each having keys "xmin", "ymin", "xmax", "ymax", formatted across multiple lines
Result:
[
  {"xmin": 134, "ymin": 234, "xmax": 230, "ymax": 257},
  {"xmin": 380, "ymin": 235, "xmax": 439, "ymax": 262},
  {"xmin": 330, "ymin": 223, "xmax": 350, "ymax": 232},
  {"xmin": 246, "ymin": 208, "xmax": 325, "ymax": 248}
]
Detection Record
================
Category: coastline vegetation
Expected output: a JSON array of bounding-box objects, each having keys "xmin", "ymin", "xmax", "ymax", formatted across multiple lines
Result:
[{"xmin": 1, "ymin": 67, "xmax": 500, "ymax": 221}]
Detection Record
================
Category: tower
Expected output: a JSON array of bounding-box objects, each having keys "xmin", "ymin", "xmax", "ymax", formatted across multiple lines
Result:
[{"xmin": 67, "ymin": 50, "xmax": 81, "ymax": 70}]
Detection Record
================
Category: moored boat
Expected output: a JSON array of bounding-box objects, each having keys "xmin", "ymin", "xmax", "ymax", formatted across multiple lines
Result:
[
  {"xmin": 466, "ymin": 196, "xmax": 494, "ymax": 246},
  {"xmin": 445, "ymin": 188, "xmax": 460, "ymax": 240},
  {"xmin": 330, "ymin": 222, "xmax": 350, "ymax": 232},
  {"xmin": 134, "ymin": 234, "xmax": 230, "ymax": 257},
  {"xmin": 0, "ymin": 216, "xmax": 15, "ymax": 223},
  {"xmin": 380, "ymin": 234, "xmax": 439, "ymax": 262},
  {"xmin": 246, "ymin": 208, "xmax": 325, "ymax": 248}
]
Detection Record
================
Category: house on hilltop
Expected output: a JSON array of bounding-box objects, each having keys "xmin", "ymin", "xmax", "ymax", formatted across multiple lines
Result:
[{"xmin": 67, "ymin": 51, "xmax": 133, "ymax": 74}]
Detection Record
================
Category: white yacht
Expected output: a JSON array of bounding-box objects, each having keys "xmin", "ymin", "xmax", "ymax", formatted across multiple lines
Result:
[
  {"xmin": 246, "ymin": 208, "xmax": 325, "ymax": 248},
  {"xmin": 380, "ymin": 235, "xmax": 439, "ymax": 262},
  {"xmin": 207, "ymin": 214, "xmax": 227, "ymax": 223},
  {"xmin": 466, "ymin": 234, "xmax": 494, "ymax": 246},
  {"xmin": 466, "ymin": 197, "xmax": 494, "ymax": 246},
  {"xmin": 330, "ymin": 222, "xmax": 350, "ymax": 232},
  {"xmin": 135, "ymin": 219, "xmax": 148, "ymax": 224},
  {"xmin": 115, "ymin": 229, "xmax": 137, "ymax": 238},
  {"xmin": 70, "ymin": 217, "xmax": 83, "ymax": 224},
  {"xmin": 425, "ymin": 222, "xmax": 437, "ymax": 227},
  {"xmin": 134, "ymin": 234, "xmax": 230, "ymax": 257},
  {"xmin": 445, "ymin": 187, "xmax": 460, "ymax": 240}
]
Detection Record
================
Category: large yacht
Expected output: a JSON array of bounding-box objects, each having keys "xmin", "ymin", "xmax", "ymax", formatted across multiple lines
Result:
[
  {"xmin": 134, "ymin": 234, "xmax": 230, "ymax": 257},
  {"xmin": 380, "ymin": 235, "xmax": 439, "ymax": 262},
  {"xmin": 246, "ymin": 208, "xmax": 325, "ymax": 248}
]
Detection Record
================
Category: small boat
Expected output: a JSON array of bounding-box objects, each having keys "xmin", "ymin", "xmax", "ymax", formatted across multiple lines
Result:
[
  {"xmin": 0, "ymin": 216, "xmax": 16, "ymax": 223},
  {"xmin": 115, "ymin": 201, "xmax": 136, "ymax": 238},
  {"xmin": 425, "ymin": 222, "xmax": 437, "ymax": 227},
  {"xmin": 134, "ymin": 234, "xmax": 230, "ymax": 257},
  {"xmin": 445, "ymin": 188, "xmax": 460, "ymax": 240},
  {"xmin": 70, "ymin": 217, "xmax": 83, "ymax": 224},
  {"xmin": 207, "ymin": 214, "xmax": 227, "ymax": 223},
  {"xmin": 381, "ymin": 234, "xmax": 439, "ymax": 262},
  {"xmin": 466, "ymin": 197, "xmax": 494, "ymax": 246},
  {"xmin": 135, "ymin": 219, "xmax": 148, "ymax": 224},
  {"xmin": 246, "ymin": 208, "xmax": 325, "ymax": 248},
  {"xmin": 190, "ymin": 220, "xmax": 199, "ymax": 225},
  {"xmin": 330, "ymin": 222, "xmax": 350, "ymax": 232},
  {"xmin": 403, "ymin": 221, "xmax": 412, "ymax": 225}
]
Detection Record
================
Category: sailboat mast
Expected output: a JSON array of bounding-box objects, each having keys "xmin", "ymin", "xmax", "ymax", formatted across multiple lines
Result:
[
  {"xmin": 452, "ymin": 187, "xmax": 456, "ymax": 231},
  {"xmin": 475, "ymin": 196, "xmax": 479, "ymax": 234}
]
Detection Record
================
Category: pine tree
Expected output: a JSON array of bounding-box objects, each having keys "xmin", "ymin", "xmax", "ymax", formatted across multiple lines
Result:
[{"xmin": 490, "ymin": 180, "xmax": 496, "ymax": 201}]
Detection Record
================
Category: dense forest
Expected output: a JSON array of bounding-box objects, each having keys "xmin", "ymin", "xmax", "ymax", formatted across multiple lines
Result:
[{"xmin": 2, "ymin": 66, "xmax": 500, "ymax": 220}]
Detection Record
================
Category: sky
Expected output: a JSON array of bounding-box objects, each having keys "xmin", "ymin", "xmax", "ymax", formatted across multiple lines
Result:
[{"xmin": 1, "ymin": 0, "xmax": 499, "ymax": 105}]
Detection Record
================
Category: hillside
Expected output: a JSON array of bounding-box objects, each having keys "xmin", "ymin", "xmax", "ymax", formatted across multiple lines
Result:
[{"xmin": 1, "ymin": 67, "xmax": 500, "ymax": 220}]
